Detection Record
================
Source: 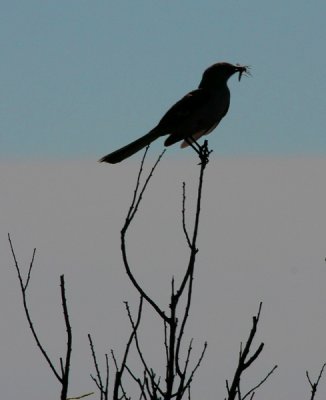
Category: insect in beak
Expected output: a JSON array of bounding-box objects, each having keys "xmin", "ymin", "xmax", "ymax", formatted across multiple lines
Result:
[{"xmin": 236, "ymin": 64, "xmax": 251, "ymax": 81}]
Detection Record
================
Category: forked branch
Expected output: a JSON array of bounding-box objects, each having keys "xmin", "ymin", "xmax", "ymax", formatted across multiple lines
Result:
[
  {"xmin": 226, "ymin": 303, "xmax": 277, "ymax": 400},
  {"xmin": 9, "ymin": 234, "xmax": 73, "ymax": 400},
  {"xmin": 121, "ymin": 146, "xmax": 168, "ymax": 322},
  {"xmin": 306, "ymin": 363, "xmax": 326, "ymax": 400},
  {"xmin": 88, "ymin": 334, "xmax": 109, "ymax": 400},
  {"xmin": 118, "ymin": 142, "xmax": 211, "ymax": 400}
]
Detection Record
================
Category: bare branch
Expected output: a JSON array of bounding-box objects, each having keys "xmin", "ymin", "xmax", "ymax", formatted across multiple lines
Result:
[
  {"xmin": 226, "ymin": 303, "xmax": 276, "ymax": 400},
  {"xmin": 175, "ymin": 266, "xmax": 194, "ymax": 377},
  {"xmin": 67, "ymin": 393, "xmax": 94, "ymax": 400},
  {"xmin": 164, "ymin": 320, "xmax": 169, "ymax": 364},
  {"xmin": 104, "ymin": 354, "xmax": 109, "ymax": 399},
  {"xmin": 306, "ymin": 363, "xmax": 326, "ymax": 400},
  {"xmin": 113, "ymin": 297, "xmax": 164, "ymax": 400},
  {"xmin": 119, "ymin": 297, "xmax": 144, "ymax": 375},
  {"xmin": 88, "ymin": 335, "xmax": 103, "ymax": 391},
  {"xmin": 182, "ymin": 182, "xmax": 191, "ymax": 248},
  {"xmin": 24, "ymin": 248, "xmax": 36, "ymax": 290},
  {"xmin": 243, "ymin": 343, "xmax": 264, "ymax": 370},
  {"xmin": 125, "ymin": 367, "xmax": 148, "ymax": 400},
  {"xmin": 126, "ymin": 145, "xmax": 150, "ymax": 221},
  {"xmin": 111, "ymin": 350, "xmax": 118, "ymax": 371},
  {"xmin": 174, "ymin": 142, "xmax": 211, "ymax": 384},
  {"xmin": 121, "ymin": 150, "xmax": 168, "ymax": 322},
  {"xmin": 88, "ymin": 334, "xmax": 109, "ymax": 400},
  {"xmin": 242, "ymin": 365, "xmax": 278, "ymax": 400},
  {"xmin": 9, "ymin": 235, "xmax": 74, "ymax": 400},
  {"xmin": 9, "ymin": 234, "xmax": 62, "ymax": 382},
  {"xmin": 183, "ymin": 339, "xmax": 193, "ymax": 379},
  {"xmin": 125, "ymin": 148, "xmax": 166, "ymax": 224},
  {"xmin": 60, "ymin": 275, "xmax": 73, "ymax": 400},
  {"xmin": 113, "ymin": 142, "xmax": 211, "ymax": 400},
  {"xmin": 128, "ymin": 309, "xmax": 164, "ymax": 398},
  {"xmin": 175, "ymin": 141, "xmax": 209, "ymax": 299},
  {"xmin": 183, "ymin": 341, "xmax": 207, "ymax": 394}
]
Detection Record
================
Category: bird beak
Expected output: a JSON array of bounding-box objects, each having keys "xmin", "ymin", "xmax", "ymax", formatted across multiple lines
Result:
[{"xmin": 235, "ymin": 64, "xmax": 251, "ymax": 81}]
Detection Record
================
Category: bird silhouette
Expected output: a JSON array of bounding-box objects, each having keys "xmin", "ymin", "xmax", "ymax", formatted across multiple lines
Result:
[{"xmin": 99, "ymin": 62, "xmax": 249, "ymax": 164}]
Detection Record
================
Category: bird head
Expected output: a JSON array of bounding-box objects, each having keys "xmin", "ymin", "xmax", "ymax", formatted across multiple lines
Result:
[{"xmin": 199, "ymin": 62, "xmax": 250, "ymax": 88}]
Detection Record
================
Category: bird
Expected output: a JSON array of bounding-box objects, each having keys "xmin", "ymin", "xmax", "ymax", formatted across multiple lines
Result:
[{"xmin": 99, "ymin": 62, "xmax": 249, "ymax": 164}]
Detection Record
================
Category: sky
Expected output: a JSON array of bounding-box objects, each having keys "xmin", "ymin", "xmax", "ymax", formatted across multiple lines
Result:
[
  {"xmin": 1, "ymin": 0, "xmax": 326, "ymax": 159},
  {"xmin": 1, "ymin": 1, "xmax": 326, "ymax": 400}
]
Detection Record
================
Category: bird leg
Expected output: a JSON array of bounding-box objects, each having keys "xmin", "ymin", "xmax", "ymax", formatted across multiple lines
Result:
[
  {"xmin": 184, "ymin": 137, "xmax": 202, "ymax": 154},
  {"xmin": 185, "ymin": 137, "xmax": 212, "ymax": 166}
]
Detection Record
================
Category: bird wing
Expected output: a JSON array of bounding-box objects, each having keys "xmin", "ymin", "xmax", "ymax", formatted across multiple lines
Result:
[
  {"xmin": 157, "ymin": 89, "xmax": 218, "ymax": 146},
  {"xmin": 157, "ymin": 89, "xmax": 210, "ymax": 131},
  {"xmin": 160, "ymin": 88, "xmax": 230, "ymax": 147}
]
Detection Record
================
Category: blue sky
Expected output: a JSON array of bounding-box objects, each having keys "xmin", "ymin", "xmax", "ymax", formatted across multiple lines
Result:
[{"xmin": 1, "ymin": 0, "xmax": 326, "ymax": 159}]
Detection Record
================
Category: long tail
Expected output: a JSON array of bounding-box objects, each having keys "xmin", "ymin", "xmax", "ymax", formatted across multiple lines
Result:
[{"xmin": 99, "ymin": 128, "xmax": 161, "ymax": 164}]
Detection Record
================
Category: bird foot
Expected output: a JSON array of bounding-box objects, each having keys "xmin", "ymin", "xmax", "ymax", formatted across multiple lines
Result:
[{"xmin": 198, "ymin": 140, "xmax": 212, "ymax": 167}]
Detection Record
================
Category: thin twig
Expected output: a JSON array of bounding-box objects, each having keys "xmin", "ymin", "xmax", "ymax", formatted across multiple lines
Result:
[
  {"xmin": 166, "ymin": 279, "xmax": 178, "ymax": 400},
  {"xmin": 175, "ymin": 142, "xmax": 210, "ymax": 378},
  {"xmin": 164, "ymin": 320, "xmax": 169, "ymax": 364},
  {"xmin": 182, "ymin": 182, "xmax": 191, "ymax": 248},
  {"xmin": 24, "ymin": 248, "xmax": 36, "ymax": 290},
  {"xmin": 67, "ymin": 393, "xmax": 94, "ymax": 400},
  {"xmin": 227, "ymin": 303, "xmax": 276, "ymax": 400},
  {"xmin": 9, "ymin": 234, "xmax": 62, "ymax": 382},
  {"xmin": 126, "ymin": 302, "xmax": 164, "ymax": 398},
  {"xmin": 104, "ymin": 354, "xmax": 109, "ymax": 399},
  {"xmin": 125, "ymin": 366, "xmax": 147, "ymax": 400},
  {"xmin": 176, "ymin": 141, "xmax": 208, "ymax": 299},
  {"xmin": 88, "ymin": 334, "xmax": 109, "ymax": 400},
  {"xmin": 306, "ymin": 363, "xmax": 326, "ymax": 400},
  {"xmin": 175, "ymin": 264, "xmax": 194, "ymax": 377},
  {"xmin": 60, "ymin": 275, "xmax": 72, "ymax": 400},
  {"xmin": 88, "ymin": 334, "xmax": 103, "ymax": 390},
  {"xmin": 183, "ymin": 342, "xmax": 207, "ymax": 393},
  {"xmin": 126, "ymin": 145, "xmax": 150, "ymax": 221},
  {"xmin": 120, "ymin": 297, "xmax": 144, "ymax": 374},
  {"xmin": 121, "ymin": 150, "xmax": 168, "ymax": 322},
  {"xmin": 116, "ymin": 141, "xmax": 210, "ymax": 400},
  {"xmin": 125, "ymin": 149, "xmax": 166, "ymax": 224},
  {"xmin": 9, "ymin": 235, "xmax": 74, "ymax": 400},
  {"xmin": 242, "ymin": 365, "xmax": 278, "ymax": 400}
]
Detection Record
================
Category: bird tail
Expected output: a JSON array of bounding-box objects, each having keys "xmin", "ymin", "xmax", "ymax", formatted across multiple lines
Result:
[{"xmin": 99, "ymin": 128, "xmax": 161, "ymax": 164}]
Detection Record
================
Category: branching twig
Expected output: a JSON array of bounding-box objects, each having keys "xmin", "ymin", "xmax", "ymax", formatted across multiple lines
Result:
[
  {"xmin": 126, "ymin": 145, "xmax": 150, "ymax": 221},
  {"xmin": 226, "ymin": 303, "xmax": 277, "ymax": 400},
  {"xmin": 113, "ymin": 297, "xmax": 144, "ymax": 400},
  {"xmin": 242, "ymin": 365, "xmax": 278, "ymax": 400},
  {"xmin": 180, "ymin": 341, "xmax": 207, "ymax": 399},
  {"xmin": 175, "ymin": 141, "xmax": 209, "ymax": 299},
  {"xmin": 174, "ymin": 142, "xmax": 210, "ymax": 383},
  {"xmin": 88, "ymin": 334, "xmax": 109, "ymax": 400},
  {"xmin": 121, "ymin": 149, "xmax": 168, "ymax": 322},
  {"xmin": 9, "ymin": 234, "xmax": 73, "ymax": 400},
  {"xmin": 125, "ymin": 147, "xmax": 166, "ymax": 224},
  {"xmin": 306, "ymin": 363, "xmax": 326, "ymax": 400},
  {"xmin": 127, "ymin": 303, "xmax": 164, "ymax": 399},
  {"xmin": 116, "ymin": 142, "xmax": 211, "ymax": 400}
]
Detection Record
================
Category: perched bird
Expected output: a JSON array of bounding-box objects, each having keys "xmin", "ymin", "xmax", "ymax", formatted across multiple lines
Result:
[{"xmin": 99, "ymin": 62, "xmax": 249, "ymax": 164}]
